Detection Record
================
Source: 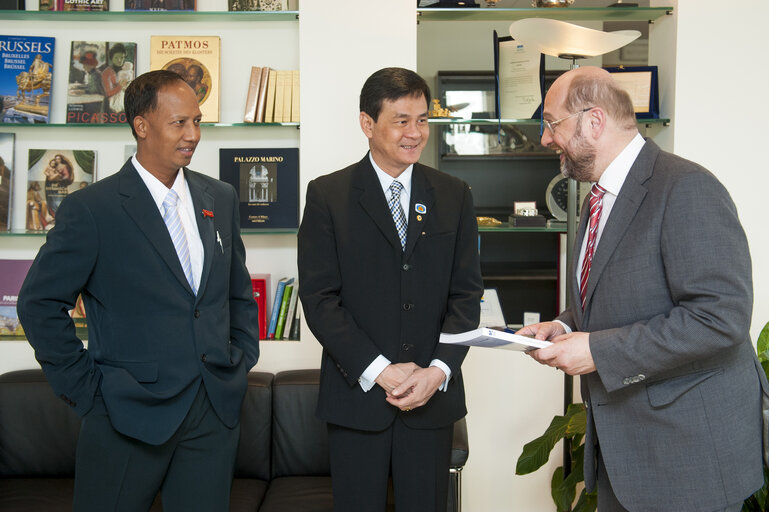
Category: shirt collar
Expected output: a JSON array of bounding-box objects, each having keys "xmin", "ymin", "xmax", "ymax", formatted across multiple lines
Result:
[
  {"xmin": 369, "ymin": 152, "xmax": 413, "ymax": 197},
  {"xmin": 132, "ymin": 155, "xmax": 189, "ymax": 210},
  {"xmin": 597, "ymin": 132, "xmax": 645, "ymax": 197}
]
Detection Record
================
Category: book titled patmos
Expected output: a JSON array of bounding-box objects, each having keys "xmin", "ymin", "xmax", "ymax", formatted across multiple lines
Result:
[
  {"xmin": 150, "ymin": 36, "xmax": 220, "ymax": 122},
  {"xmin": 219, "ymin": 148, "xmax": 299, "ymax": 230}
]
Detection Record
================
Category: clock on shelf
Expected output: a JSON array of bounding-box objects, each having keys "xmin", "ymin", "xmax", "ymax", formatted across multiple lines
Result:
[{"xmin": 545, "ymin": 174, "xmax": 568, "ymax": 223}]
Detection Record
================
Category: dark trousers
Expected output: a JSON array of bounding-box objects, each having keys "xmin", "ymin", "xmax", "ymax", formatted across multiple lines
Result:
[
  {"xmin": 73, "ymin": 382, "xmax": 240, "ymax": 512},
  {"xmin": 327, "ymin": 416, "xmax": 452, "ymax": 512}
]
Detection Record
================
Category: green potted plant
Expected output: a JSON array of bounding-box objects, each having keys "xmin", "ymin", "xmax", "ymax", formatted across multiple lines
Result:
[{"xmin": 742, "ymin": 321, "xmax": 769, "ymax": 511}]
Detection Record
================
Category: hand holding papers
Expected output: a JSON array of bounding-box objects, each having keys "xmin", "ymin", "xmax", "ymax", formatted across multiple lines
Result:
[{"xmin": 439, "ymin": 328, "xmax": 551, "ymax": 352}]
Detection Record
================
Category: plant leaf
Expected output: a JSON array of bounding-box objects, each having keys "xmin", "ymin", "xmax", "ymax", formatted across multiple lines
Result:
[
  {"xmin": 758, "ymin": 321, "xmax": 769, "ymax": 361},
  {"xmin": 573, "ymin": 488, "xmax": 598, "ymax": 512},
  {"xmin": 516, "ymin": 414, "xmax": 571, "ymax": 475},
  {"xmin": 551, "ymin": 466, "xmax": 576, "ymax": 511}
]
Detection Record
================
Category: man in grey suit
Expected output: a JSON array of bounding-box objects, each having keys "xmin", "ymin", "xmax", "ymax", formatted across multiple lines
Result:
[{"xmin": 520, "ymin": 66, "xmax": 766, "ymax": 511}]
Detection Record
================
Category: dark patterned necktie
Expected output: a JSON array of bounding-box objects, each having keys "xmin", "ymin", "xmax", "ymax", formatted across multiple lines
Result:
[{"xmin": 388, "ymin": 181, "xmax": 407, "ymax": 251}]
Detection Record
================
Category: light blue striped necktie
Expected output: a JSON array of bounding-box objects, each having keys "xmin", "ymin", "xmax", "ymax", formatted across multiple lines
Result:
[
  {"xmin": 388, "ymin": 180, "xmax": 407, "ymax": 250},
  {"xmin": 162, "ymin": 189, "xmax": 196, "ymax": 294}
]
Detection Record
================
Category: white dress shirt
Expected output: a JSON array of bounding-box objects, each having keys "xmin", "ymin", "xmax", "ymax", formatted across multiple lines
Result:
[
  {"xmin": 358, "ymin": 153, "xmax": 451, "ymax": 393},
  {"xmin": 132, "ymin": 155, "xmax": 204, "ymax": 293}
]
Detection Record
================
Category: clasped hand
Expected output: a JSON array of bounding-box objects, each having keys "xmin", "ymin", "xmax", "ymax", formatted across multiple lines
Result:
[
  {"xmin": 375, "ymin": 363, "xmax": 444, "ymax": 412},
  {"xmin": 516, "ymin": 321, "xmax": 596, "ymax": 375}
]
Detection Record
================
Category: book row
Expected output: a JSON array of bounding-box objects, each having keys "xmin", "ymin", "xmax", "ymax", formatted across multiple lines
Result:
[
  {"xmin": 0, "ymin": 260, "xmax": 298, "ymax": 342},
  {"xmin": 243, "ymin": 66, "xmax": 299, "ymax": 124},
  {"xmin": 0, "ymin": 34, "xmax": 299, "ymax": 125},
  {"xmin": 0, "ymin": 136, "xmax": 299, "ymax": 232},
  {"xmin": 2, "ymin": 0, "xmax": 293, "ymax": 12}
]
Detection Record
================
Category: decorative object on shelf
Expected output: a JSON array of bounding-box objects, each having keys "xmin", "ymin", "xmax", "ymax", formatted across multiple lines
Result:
[
  {"xmin": 509, "ymin": 18, "xmax": 640, "ymax": 63},
  {"xmin": 219, "ymin": 147, "xmax": 299, "ymax": 230},
  {"xmin": 0, "ymin": 35, "xmax": 55, "ymax": 124},
  {"xmin": 25, "ymin": 149, "xmax": 95, "ymax": 232},
  {"xmin": 545, "ymin": 173, "xmax": 568, "ymax": 222},
  {"xmin": 429, "ymin": 98, "xmax": 452, "ymax": 118},
  {"xmin": 509, "ymin": 211, "xmax": 546, "ymax": 228},
  {"xmin": 494, "ymin": 31, "xmax": 543, "ymax": 120},
  {"xmin": 476, "ymin": 216, "xmax": 502, "ymax": 227},
  {"xmin": 0, "ymin": 133, "xmax": 13, "ymax": 232},
  {"xmin": 67, "ymin": 41, "xmax": 137, "ymax": 124},
  {"xmin": 150, "ymin": 36, "xmax": 220, "ymax": 122},
  {"xmin": 532, "ymin": 0, "xmax": 574, "ymax": 7},
  {"xmin": 605, "ymin": 65, "xmax": 659, "ymax": 119}
]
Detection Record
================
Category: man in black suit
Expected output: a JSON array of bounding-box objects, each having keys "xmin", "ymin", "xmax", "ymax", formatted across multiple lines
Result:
[
  {"xmin": 18, "ymin": 70, "xmax": 260, "ymax": 511},
  {"xmin": 298, "ymin": 67, "xmax": 483, "ymax": 512}
]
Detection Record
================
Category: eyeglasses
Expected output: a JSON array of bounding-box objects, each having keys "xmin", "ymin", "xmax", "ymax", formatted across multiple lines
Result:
[{"xmin": 543, "ymin": 107, "xmax": 594, "ymax": 135}]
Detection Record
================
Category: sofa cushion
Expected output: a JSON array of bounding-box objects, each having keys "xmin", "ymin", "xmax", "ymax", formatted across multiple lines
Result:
[
  {"xmin": 229, "ymin": 478, "xmax": 269, "ymax": 512},
  {"xmin": 257, "ymin": 476, "xmax": 333, "ymax": 512},
  {"xmin": 0, "ymin": 370, "xmax": 80, "ymax": 477},
  {"xmin": 0, "ymin": 478, "xmax": 74, "ymax": 511},
  {"xmin": 234, "ymin": 372, "xmax": 273, "ymax": 481},
  {"xmin": 271, "ymin": 370, "xmax": 330, "ymax": 478}
]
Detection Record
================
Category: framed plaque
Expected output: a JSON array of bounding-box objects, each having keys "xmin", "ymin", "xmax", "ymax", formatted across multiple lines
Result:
[{"xmin": 604, "ymin": 65, "xmax": 659, "ymax": 119}]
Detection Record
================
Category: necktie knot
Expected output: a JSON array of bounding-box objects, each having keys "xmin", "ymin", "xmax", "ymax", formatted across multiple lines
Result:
[
  {"xmin": 163, "ymin": 189, "xmax": 180, "ymax": 210},
  {"xmin": 390, "ymin": 180, "xmax": 403, "ymax": 197}
]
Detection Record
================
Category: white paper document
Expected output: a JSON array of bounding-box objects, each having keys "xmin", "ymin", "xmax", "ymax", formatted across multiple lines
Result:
[{"xmin": 439, "ymin": 328, "xmax": 551, "ymax": 352}]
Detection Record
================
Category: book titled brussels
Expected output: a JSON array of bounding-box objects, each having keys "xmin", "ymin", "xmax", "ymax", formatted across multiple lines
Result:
[
  {"xmin": 0, "ymin": 260, "xmax": 33, "ymax": 340},
  {"xmin": 150, "ymin": 36, "xmax": 220, "ymax": 122},
  {"xmin": 0, "ymin": 133, "xmax": 14, "ymax": 232},
  {"xmin": 0, "ymin": 35, "xmax": 55, "ymax": 124},
  {"xmin": 26, "ymin": 149, "xmax": 96, "ymax": 232},
  {"xmin": 219, "ymin": 148, "xmax": 299, "ymax": 230},
  {"xmin": 67, "ymin": 41, "xmax": 137, "ymax": 124}
]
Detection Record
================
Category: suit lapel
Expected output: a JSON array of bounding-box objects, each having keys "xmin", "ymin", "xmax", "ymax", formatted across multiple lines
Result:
[
  {"xmin": 118, "ymin": 162, "xmax": 194, "ymax": 295},
  {"xmin": 582, "ymin": 140, "xmax": 657, "ymax": 317},
  {"xmin": 354, "ymin": 155, "xmax": 402, "ymax": 252},
  {"xmin": 403, "ymin": 164, "xmax": 434, "ymax": 259},
  {"xmin": 186, "ymin": 169, "xmax": 215, "ymax": 302}
]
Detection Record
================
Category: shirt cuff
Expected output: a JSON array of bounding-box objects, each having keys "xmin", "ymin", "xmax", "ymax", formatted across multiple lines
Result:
[
  {"xmin": 430, "ymin": 359, "xmax": 451, "ymax": 392},
  {"xmin": 554, "ymin": 320, "xmax": 572, "ymax": 334},
  {"xmin": 359, "ymin": 354, "xmax": 391, "ymax": 392}
]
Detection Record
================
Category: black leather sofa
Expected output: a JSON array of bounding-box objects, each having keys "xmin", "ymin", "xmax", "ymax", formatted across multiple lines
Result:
[{"xmin": 0, "ymin": 368, "xmax": 468, "ymax": 511}]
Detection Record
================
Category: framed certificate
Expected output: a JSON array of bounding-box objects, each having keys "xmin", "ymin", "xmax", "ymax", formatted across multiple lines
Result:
[{"xmin": 604, "ymin": 65, "xmax": 659, "ymax": 119}]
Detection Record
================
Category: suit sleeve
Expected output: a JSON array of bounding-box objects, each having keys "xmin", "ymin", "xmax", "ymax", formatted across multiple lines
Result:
[
  {"xmin": 590, "ymin": 171, "xmax": 753, "ymax": 393},
  {"xmin": 298, "ymin": 179, "xmax": 383, "ymax": 387},
  {"xmin": 17, "ymin": 194, "xmax": 102, "ymax": 416},
  {"xmin": 227, "ymin": 186, "xmax": 260, "ymax": 370},
  {"xmin": 432, "ymin": 182, "xmax": 483, "ymax": 375}
]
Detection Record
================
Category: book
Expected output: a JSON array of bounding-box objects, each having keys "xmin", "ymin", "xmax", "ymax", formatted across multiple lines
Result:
[
  {"xmin": 259, "ymin": 0, "xmax": 286, "ymax": 9},
  {"xmin": 67, "ymin": 41, "xmax": 137, "ymax": 124},
  {"xmin": 254, "ymin": 66, "xmax": 270, "ymax": 123},
  {"xmin": 26, "ymin": 149, "xmax": 96, "ymax": 232},
  {"xmin": 150, "ymin": 36, "xmax": 220, "ymax": 122},
  {"xmin": 62, "ymin": 0, "xmax": 107, "ymax": 11},
  {"xmin": 264, "ymin": 68, "xmax": 277, "ymax": 123},
  {"xmin": 273, "ymin": 283, "xmax": 293, "ymax": 339},
  {"xmin": 0, "ymin": 35, "xmax": 55, "ymax": 124},
  {"xmin": 227, "ymin": 0, "xmax": 257, "ymax": 10},
  {"xmin": 290, "ymin": 69, "xmax": 299, "ymax": 123},
  {"xmin": 439, "ymin": 327, "xmax": 551, "ymax": 351},
  {"xmin": 273, "ymin": 70, "xmax": 290, "ymax": 123},
  {"xmin": 281, "ymin": 70, "xmax": 293, "ymax": 123},
  {"xmin": 0, "ymin": 260, "xmax": 33, "ymax": 339},
  {"xmin": 125, "ymin": 0, "xmax": 194, "ymax": 10},
  {"xmin": 479, "ymin": 288, "xmax": 505, "ymax": 328},
  {"xmin": 243, "ymin": 66, "xmax": 262, "ymax": 123},
  {"xmin": 219, "ymin": 148, "xmax": 299, "ymax": 229},
  {"xmin": 0, "ymin": 133, "xmax": 14, "ymax": 232},
  {"xmin": 288, "ymin": 304, "xmax": 300, "ymax": 340},
  {"xmin": 282, "ymin": 280, "xmax": 298, "ymax": 340},
  {"xmin": 267, "ymin": 277, "xmax": 293, "ymax": 340},
  {"xmin": 38, "ymin": 0, "xmax": 63, "ymax": 10},
  {"xmin": 250, "ymin": 273, "xmax": 270, "ymax": 340},
  {"xmin": 0, "ymin": 0, "xmax": 25, "ymax": 8}
]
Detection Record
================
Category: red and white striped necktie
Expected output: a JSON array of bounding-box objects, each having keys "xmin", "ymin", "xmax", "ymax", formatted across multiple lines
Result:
[{"xmin": 579, "ymin": 183, "xmax": 607, "ymax": 309}]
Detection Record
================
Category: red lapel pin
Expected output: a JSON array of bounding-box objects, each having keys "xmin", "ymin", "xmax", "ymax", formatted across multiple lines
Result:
[{"xmin": 202, "ymin": 209, "xmax": 214, "ymax": 218}]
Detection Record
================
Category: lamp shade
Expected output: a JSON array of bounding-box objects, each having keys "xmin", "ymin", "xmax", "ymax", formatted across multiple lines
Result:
[{"xmin": 509, "ymin": 18, "xmax": 641, "ymax": 58}]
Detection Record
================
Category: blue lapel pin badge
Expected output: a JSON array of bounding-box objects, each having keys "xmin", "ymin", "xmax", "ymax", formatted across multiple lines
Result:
[{"xmin": 415, "ymin": 203, "xmax": 426, "ymax": 222}]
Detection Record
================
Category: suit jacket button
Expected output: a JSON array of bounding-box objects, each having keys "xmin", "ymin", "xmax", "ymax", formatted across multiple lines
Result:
[
  {"xmin": 402, "ymin": 264, "xmax": 411, "ymax": 271},
  {"xmin": 402, "ymin": 303, "xmax": 412, "ymax": 311},
  {"xmin": 194, "ymin": 310, "xmax": 200, "ymax": 318},
  {"xmin": 622, "ymin": 378, "xmax": 630, "ymax": 385},
  {"xmin": 638, "ymin": 374, "xmax": 646, "ymax": 381},
  {"xmin": 201, "ymin": 354, "xmax": 207, "ymax": 362}
]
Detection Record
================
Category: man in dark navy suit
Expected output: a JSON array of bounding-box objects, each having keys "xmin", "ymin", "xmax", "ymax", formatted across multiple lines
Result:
[
  {"xmin": 298, "ymin": 67, "xmax": 483, "ymax": 512},
  {"xmin": 18, "ymin": 70, "xmax": 259, "ymax": 511}
]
